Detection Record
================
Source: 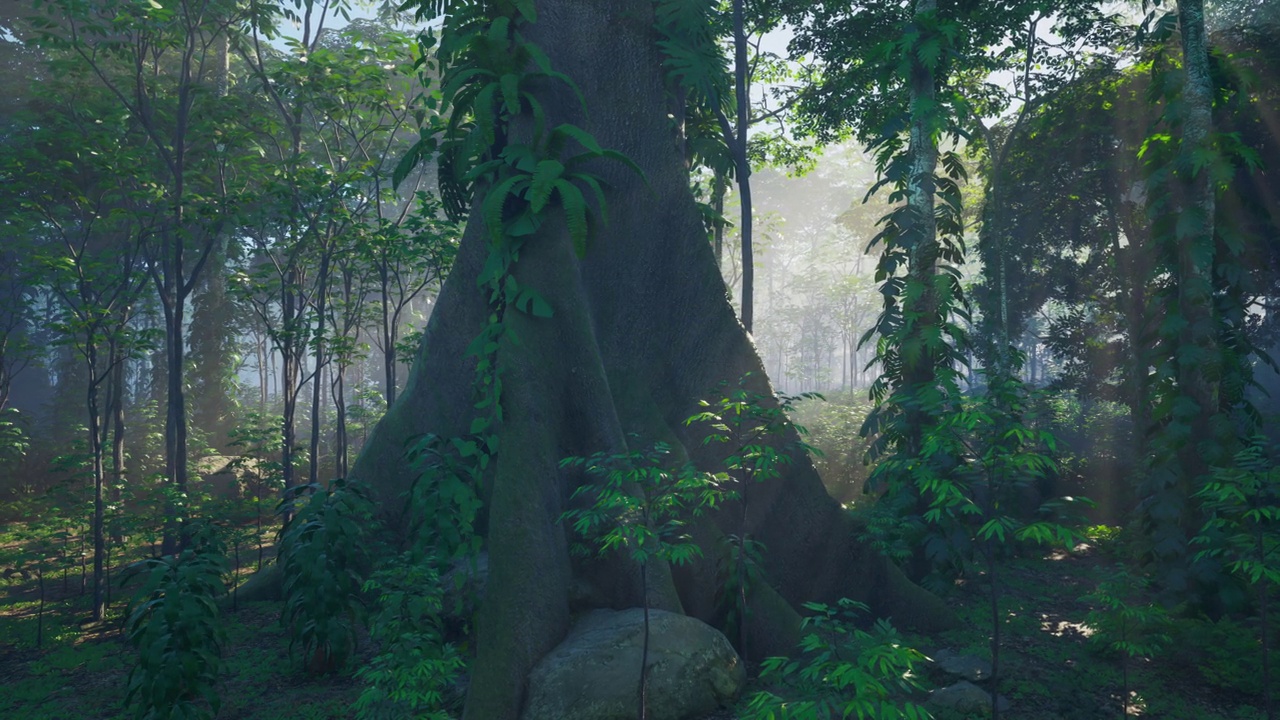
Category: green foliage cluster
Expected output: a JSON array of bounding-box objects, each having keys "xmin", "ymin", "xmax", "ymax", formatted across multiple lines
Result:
[
  {"xmin": 277, "ymin": 477, "xmax": 373, "ymax": 674},
  {"xmin": 836, "ymin": 6, "xmax": 975, "ymax": 593},
  {"xmin": 1195, "ymin": 440, "xmax": 1280, "ymax": 591},
  {"xmin": 788, "ymin": 393, "xmax": 876, "ymax": 506},
  {"xmin": 352, "ymin": 555, "xmax": 465, "ymax": 720},
  {"xmin": 561, "ymin": 440, "xmax": 722, "ymax": 570},
  {"xmin": 1082, "ymin": 565, "xmax": 1172, "ymax": 718},
  {"xmin": 1194, "ymin": 439, "xmax": 1280, "ymax": 714},
  {"xmin": 394, "ymin": 0, "xmax": 644, "ymax": 534},
  {"xmin": 743, "ymin": 599, "xmax": 930, "ymax": 720},
  {"xmin": 121, "ymin": 527, "xmax": 229, "ymax": 720},
  {"xmin": 866, "ymin": 362, "xmax": 1078, "ymax": 580},
  {"xmin": 0, "ymin": 407, "xmax": 30, "ymax": 466},
  {"xmin": 405, "ymin": 433, "xmax": 485, "ymax": 563},
  {"xmin": 686, "ymin": 373, "xmax": 821, "ymax": 657},
  {"xmin": 1129, "ymin": 2, "xmax": 1271, "ymax": 602},
  {"xmin": 1171, "ymin": 615, "xmax": 1272, "ymax": 698}
]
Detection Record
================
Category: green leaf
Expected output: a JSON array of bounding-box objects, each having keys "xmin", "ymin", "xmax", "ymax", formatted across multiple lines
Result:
[
  {"xmin": 529, "ymin": 159, "xmax": 565, "ymax": 214},
  {"xmin": 481, "ymin": 175, "xmax": 527, "ymax": 244},
  {"xmin": 550, "ymin": 123, "xmax": 604, "ymax": 155},
  {"xmin": 515, "ymin": 288, "xmax": 553, "ymax": 318},
  {"xmin": 555, "ymin": 179, "xmax": 589, "ymax": 256},
  {"xmin": 500, "ymin": 73, "xmax": 522, "ymax": 116}
]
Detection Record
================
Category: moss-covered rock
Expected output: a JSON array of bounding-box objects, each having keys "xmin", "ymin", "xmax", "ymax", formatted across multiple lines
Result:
[{"xmin": 521, "ymin": 608, "xmax": 744, "ymax": 720}]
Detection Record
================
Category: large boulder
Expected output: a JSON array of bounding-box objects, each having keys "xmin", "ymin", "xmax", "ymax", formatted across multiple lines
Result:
[
  {"xmin": 191, "ymin": 455, "xmax": 263, "ymax": 501},
  {"xmin": 521, "ymin": 608, "xmax": 745, "ymax": 720}
]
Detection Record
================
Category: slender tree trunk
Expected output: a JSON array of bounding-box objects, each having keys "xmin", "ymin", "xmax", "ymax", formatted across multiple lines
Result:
[
  {"xmin": 989, "ymin": 544, "xmax": 1001, "ymax": 720},
  {"xmin": 333, "ymin": 364, "xmax": 348, "ymax": 478},
  {"xmin": 1260, "ymin": 539, "xmax": 1273, "ymax": 720},
  {"xmin": 257, "ymin": 334, "xmax": 268, "ymax": 412},
  {"xmin": 712, "ymin": 171, "xmax": 727, "ymax": 270},
  {"xmin": 1113, "ymin": 201, "xmax": 1152, "ymax": 462},
  {"xmin": 272, "ymin": 339, "xmax": 281, "ymax": 403},
  {"xmin": 281, "ymin": 277, "xmax": 301, "ymax": 516},
  {"xmin": 110, "ymin": 347, "xmax": 126, "ymax": 502},
  {"xmin": 35, "ymin": 568, "xmax": 45, "ymax": 648},
  {"xmin": 86, "ymin": 342, "xmax": 106, "ymax": 621},
  {"xmin": 1121, "ymin": 651, "xmax": 1129, "ymax": 718},
  {"xmin": 308, "ymin": 251, "xmax": 332, "ymax": 487},
  {"xmin": 159, "ymin": 252, "xmax": 193, "ymax": 556},
  {"xmin": 1153, "ymin": 0, "xmax": 1222, "ymax": 567},
  {"xmin": 1174, "ymin": 0, "xmax": 1219, "ymax": 444},
  {"xmin": 381, "ymin": 284, "xmax": 397, "ymax": 406},
  {"xmin": 732, "ymin": 0, "xmax": 753, "ymax": 333},
  {"xmin": 308, "ymin": 350, "xmax": 323, "ymax": 486},
  {"xmin": 639, "ymin": 561, "xmax": 650, "ymax": 720}
]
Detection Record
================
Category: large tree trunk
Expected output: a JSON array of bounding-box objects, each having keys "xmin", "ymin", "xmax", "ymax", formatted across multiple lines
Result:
[{"xmin": 349, "ymin": 2, "xmax": 953, "ymax": 717}]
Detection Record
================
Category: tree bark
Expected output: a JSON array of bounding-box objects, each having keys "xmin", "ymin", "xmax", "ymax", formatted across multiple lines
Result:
[{"xmin": 348, "ymin": 2, "xmax": 955, "ymax": 717}]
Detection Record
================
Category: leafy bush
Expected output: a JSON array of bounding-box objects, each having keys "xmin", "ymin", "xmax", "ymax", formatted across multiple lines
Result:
[
  {"xmin": 1172, "ymin": 616, "xmax": 1270, "ymax": 697},
  {"xmin": 353, "ymin": 555, "xmax": 464, "ymax": 720},
  {"xmin": 121, "ymin": 527, "xmax": 228, "ymax": 720},
  {"xmin": 278, "ymin": 476, "xmax": 373, "ymax": 674},
  {"xmin": 0, "ymin": 407, "xmax": 29, "ymax": 467},
  {"xmin": 742, "ymin": 599, "xmax": 930, "ymax": 720},
  {"xmin": 404, "ymin": 432, "xmax": 485, "ymax": 563},
  {"xmin": 1081, "ymin": 565, "xmax": 1171, "ymax": 718}
]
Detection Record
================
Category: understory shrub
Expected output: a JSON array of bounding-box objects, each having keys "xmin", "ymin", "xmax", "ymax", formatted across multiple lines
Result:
[
  {"xmin": 1081, "ymin": 565, "xmax": 1172, "ymax": 719},
  {"xmin": 1172, "ymin": 616, "xmax": 1271, "ymax": 698},
  {"xmin": 353, "ymin": 554, "xmax": 465, "ymax": 720},
  {"xmin": 742, "ymin": 598, "xmax": 931, "ymax": 720},
  {"xmin": 561, "ymin": 439, "xmax": 723, "ymax": 720},
  {"xmin": 121, "ymin": 526, "xmax": 228, "ymax": 720},
  {"xmin": 278, "ymin": 476, "xmax": 373, "ymax": 674}
]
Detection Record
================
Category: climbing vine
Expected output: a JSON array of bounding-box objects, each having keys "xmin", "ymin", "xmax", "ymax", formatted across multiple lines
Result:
[{"xmin": 396, "ymin": 0, "xmax": 644, "ymax": 506}]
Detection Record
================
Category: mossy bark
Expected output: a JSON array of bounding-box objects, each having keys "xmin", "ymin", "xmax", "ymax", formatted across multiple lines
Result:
[{"xmin": 347, "ymin": 1, "xmax": 957, "ymax": 717}]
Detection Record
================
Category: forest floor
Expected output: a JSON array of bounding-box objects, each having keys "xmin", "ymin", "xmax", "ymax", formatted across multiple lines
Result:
[
  {"xmin": 903, "ymin": 543, "xmax": 1264, "ymax": 720},
  {"xmin": 0, "ymin": 533, "xmax": 1272, "ymax": 720}
]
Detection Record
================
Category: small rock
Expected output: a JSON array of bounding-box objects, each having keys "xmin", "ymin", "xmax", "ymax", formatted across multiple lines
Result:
[
  {"xmin": 931, "ymin": 648, "xmax": 993, "ymax": 681},
  {"xmin": 522, "ymin": 608, "xmax": 745, "ymax": 720},
  {"xmin": 928, "ymin": 680, "xmax": 1010, "ymax": 714}
]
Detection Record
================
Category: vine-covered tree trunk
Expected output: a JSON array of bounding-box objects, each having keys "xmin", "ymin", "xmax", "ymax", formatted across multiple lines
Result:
[
  {"xmin": 349, "ymin": 1, "xmax": 954, "ymax": 717},
  {"xmin": 1173, "ymin": 0, "xmax": 1221, "ymax": 505},
  {"xmin": 903, "ymin": 0, "xmax": 940, "ymax": 458}
]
